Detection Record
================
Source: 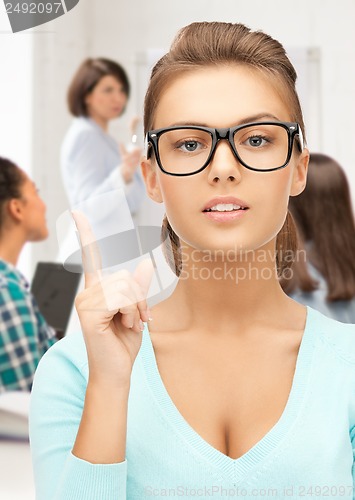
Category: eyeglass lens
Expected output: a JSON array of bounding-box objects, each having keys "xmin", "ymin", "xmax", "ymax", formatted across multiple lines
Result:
[{"xmin": 157, "ymin": 124, "xmax": 289, "ymax": 174}]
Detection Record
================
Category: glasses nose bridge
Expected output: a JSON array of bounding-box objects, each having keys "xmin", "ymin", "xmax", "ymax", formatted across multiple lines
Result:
[
  {"xmin": 215, "ymin": 127, "xmax": 230, "ymax": 140},
  {"xmin": 214, "ymin": 127, "xmax": 235, "ymax": 155}
]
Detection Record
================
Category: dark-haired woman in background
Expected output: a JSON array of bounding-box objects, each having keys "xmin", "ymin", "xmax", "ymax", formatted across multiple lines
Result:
[
  {"xmin": 61, "ymin": 58, "xmax": 145, "ymax": 224},
  {"xmin": 0, "ymin": 157, "xmax": 56, "ymax": 392},
  {"xmin": 283, "ymin": 152, "xmax": 355, "ymax": 323}
]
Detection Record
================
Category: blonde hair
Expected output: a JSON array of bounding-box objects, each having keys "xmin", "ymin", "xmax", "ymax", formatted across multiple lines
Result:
[{"xmin": 144, "ymin": 22, "xmax": 306, "ymax": 277}]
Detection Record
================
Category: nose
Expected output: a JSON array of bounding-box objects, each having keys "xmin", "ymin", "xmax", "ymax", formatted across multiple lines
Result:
[{"xmin": 207, "ymin": 139, "xmax": 243, "ymax": 184}]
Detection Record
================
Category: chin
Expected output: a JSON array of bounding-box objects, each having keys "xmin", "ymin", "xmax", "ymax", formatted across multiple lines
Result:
[
  {"xmin": 189, "ymin": 235, "xmax": 275, "ymax": 261},
  {"xmin": 110, "ymin": 111, "xmax": 122, "ymax": 120},
  {"xmin": 32, "ymin": 228, "xmax": 49, "ymax": 241},
  {"xmin": 184, "ymin": 231, "xmax": 248, "ymax": 253}
]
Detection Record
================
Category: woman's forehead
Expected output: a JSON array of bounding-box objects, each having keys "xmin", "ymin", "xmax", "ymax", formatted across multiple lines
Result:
[
  {"xmin": 153, "ymin": 65, "xmax": 292, "ymax": 129},
  {"xmin": 97, "ymin": 74, "xmax": 124, "ymax": 88}
]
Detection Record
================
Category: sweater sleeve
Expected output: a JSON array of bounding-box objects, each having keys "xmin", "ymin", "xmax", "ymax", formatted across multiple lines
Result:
[{"xmin": 29, "ymin": 336, "xmax": 127, "ymax": 500}]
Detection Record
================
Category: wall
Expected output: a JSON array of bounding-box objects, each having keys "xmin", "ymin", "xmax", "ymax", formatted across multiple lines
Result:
[
  {"xmin": 30, "ymin": 0, "xmax": 92, "ymax": 273},
  {"xmin": 31, "ymin": 0, "xmax": 355, "ymax": 271},
  {"xmin": 0, "ymin": 11, "xmax": 33, "ymax": 276}
]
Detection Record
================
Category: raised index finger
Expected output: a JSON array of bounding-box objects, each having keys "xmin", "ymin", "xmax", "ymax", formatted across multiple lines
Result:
[{"xmin": 71, "ymin": 210, "xmax": 102, "ymax": 287}]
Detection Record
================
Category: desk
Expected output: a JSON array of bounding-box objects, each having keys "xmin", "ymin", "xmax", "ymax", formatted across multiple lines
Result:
[{"xmin": 0, "ymin": 440, "xmax": 35, "ymax": 499}]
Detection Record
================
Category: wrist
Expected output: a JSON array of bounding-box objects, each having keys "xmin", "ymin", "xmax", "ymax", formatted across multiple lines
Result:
[
  {"xmin": 74, "ymin": 380, "xmax": 129, "ymax": 464},
  {"xmin": 87, "ymin": 376, "xmax": 131, "ymax": 395}
]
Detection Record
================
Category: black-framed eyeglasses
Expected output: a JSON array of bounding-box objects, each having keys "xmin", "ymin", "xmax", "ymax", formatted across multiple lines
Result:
[{"xmin": 145, "ymin": 121, "xmax": 304, "ymax": 176}]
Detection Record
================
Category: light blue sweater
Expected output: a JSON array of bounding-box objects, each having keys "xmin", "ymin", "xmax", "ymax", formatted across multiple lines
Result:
[{"xmin": 29, "ymin": 306, "xmax": 355, "ymax": 499}]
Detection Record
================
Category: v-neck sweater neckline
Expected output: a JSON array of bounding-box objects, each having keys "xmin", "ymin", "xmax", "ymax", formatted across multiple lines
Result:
[{"xmin": 139, "ymin": 305, "xmax": 315, "ymax": 481}]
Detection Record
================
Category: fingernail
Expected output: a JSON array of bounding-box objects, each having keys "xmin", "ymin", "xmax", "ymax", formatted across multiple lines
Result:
[{"xmin": 139, "ymin": 320, "xmax": 144, "ymax": 331}]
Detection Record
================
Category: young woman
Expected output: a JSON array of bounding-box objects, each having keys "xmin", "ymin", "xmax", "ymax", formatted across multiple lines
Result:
[
  {"xmin": 30, "ymin": 23, "xmax": 355, "ymax": 499},
  {"xmin": 283, "ymin": 153, "xmax": 355, "ymax": 323},
  {"xmin": 0, "ymin": 157, "xmax": 56, "ymax": 392},
  {"xmin": 61, "ymin": 57, "xmax": 145, "ymax": 216}
]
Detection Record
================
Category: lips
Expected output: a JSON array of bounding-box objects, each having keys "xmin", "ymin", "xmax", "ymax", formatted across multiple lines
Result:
[{"xmin": 202, "ymin": 196, "xmax": 250, "ymax": 212}]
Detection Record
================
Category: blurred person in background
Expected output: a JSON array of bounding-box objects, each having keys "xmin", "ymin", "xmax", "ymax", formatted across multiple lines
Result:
[
  {"xmin": 61, "ymin": 57, "xmax": 145, "ymax": 219},
  {"xmin": 282, "ymin": 152, "xmax": 355, "ymax": 323},
  {"xmin": 0, "ymin": 157, "xmax": 56, "ymax": 392}
]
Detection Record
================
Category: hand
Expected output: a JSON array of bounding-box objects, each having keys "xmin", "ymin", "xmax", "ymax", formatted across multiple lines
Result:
[
  {"xmin": 119, "ymin": 143, "xmax": 142, "ymax": 183},
  {"xmin": 71, "ymin": 210, "xmax": 154, "ymax": 388}
]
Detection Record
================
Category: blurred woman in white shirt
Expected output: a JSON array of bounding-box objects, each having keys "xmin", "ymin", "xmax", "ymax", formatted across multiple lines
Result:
[{"xmin": 61, "ymin": 57, "xmax": 145, "ymax": 219}]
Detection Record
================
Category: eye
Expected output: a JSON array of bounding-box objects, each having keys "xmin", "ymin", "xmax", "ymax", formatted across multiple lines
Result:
[
  {"xmin": 246, "ymin": 135, "xmax": 269, "ymax": 148},
  {"xmin": 175, "ymin": 139, "xmax": 206, "ymax": 153}
]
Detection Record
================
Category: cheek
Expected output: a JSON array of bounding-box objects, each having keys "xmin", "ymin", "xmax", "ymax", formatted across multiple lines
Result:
[
  {"xmin": 33, "ymin": 199, "xmax": 46, "ymax": 215},
  {"xmin": 121, "ymin": 94, "xmax": 128, "ymax": 106},
  {"xmin": 253, "ymin": 169, "xmax": 293, "ymax": 229},
  {"xmin": 91, "ymin": 93, "xmax": 106, "ymax": 109},
  {"xmin": 97, "ymin": 95, "xmax": 107, "ymax": 106},
  {"xmin": 159, "ymin": 178, "xmax": 196, "ymax": 233}
]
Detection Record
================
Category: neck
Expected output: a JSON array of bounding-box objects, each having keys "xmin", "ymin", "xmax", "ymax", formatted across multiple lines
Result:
[
  {"xmin": 0, "ymin": 230, "xmax": 25, "ymax": 266},
  {"xmin": 89, "ymin": 114, "xmax": 108, "ymax": 132},
  {"xmin": 163, "ymin": 239, "xmax": 295, "ymax": 334}
]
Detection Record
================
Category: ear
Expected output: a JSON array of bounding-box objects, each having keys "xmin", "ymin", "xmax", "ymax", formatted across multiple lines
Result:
[
  {"xmin": 290, "ymin": 148, "xmax": 309, "ymax": 197},
  {"xmin": 140, "ymin": 157, "xmax": 164, "ymax": 203},
  {"xmin": 7, "ymin": 198, "xmax": 25, "ymax": 223}
]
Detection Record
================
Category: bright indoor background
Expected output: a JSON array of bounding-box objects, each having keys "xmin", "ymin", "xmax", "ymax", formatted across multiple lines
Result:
[{"xmin": 0, "ymin": 1, "xmax": 354, "ymax": 498}]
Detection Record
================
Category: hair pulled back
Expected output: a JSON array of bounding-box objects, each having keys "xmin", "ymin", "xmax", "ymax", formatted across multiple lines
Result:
[{"xmin": 0, "ymin": 157, "xmax": 25, "ymax": 232}]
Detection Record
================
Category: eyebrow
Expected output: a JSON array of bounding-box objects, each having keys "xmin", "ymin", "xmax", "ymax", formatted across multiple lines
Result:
[{"xmin": 168, "ymin": 113, "xmax": 282, "ymax": 128}]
